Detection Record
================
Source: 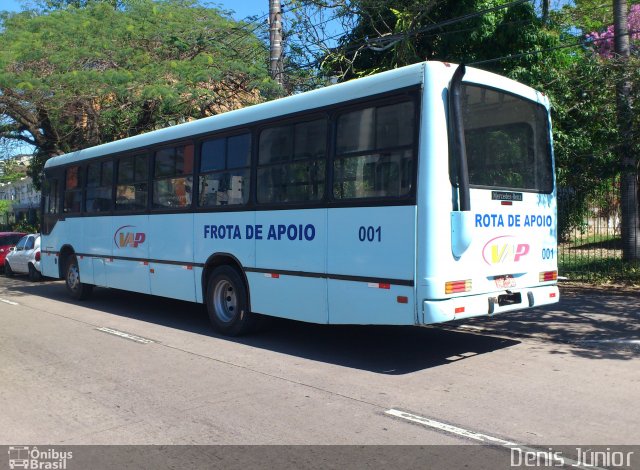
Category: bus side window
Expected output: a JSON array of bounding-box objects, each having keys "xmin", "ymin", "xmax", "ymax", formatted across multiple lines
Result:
[
  {"xmin": 153, "ymin": 144, "xmax": 194, "ymax": 209},
  {"xmin": 199, "ymin": 133, "xmax": 251, "ymax": 207},
  {"xmin": 43, "ymin": 177, "xmax": 59, "ymax": 215},
  {"xmin": 116, "ymin": 154, "xmax": 148, "ymax": 211},
  {"xmin": 86, "ymin": 160, "xmax": 114, "ymax": 213},
  {"xmin": 333, "ymin": 101, "xmax": 414, "ymax": 200},
  {"xmin": 257, "ymin": 118, "xmax": 327, "ymax": 204},
  {"xmin": 63, "ymin": 165, "xmax": 83, "ymax": 213}
]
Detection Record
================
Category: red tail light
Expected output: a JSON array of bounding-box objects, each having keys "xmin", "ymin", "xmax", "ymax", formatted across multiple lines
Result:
[
  {"xmin": 539, "ymin": 270, "xmax": 557, "ymax": 282},
  {"xmin": 35, "ymin": 251, "xmax": 41, "ymax": 262}
]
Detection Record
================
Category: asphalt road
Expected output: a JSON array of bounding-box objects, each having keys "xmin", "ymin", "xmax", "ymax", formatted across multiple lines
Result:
[{"xmin": 0, "ymin": 277, "xmax": 638, "ymax": 451}]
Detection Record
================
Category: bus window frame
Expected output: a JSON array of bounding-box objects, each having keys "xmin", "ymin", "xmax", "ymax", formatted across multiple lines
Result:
[
  {"xmin": 44, "ymin": 86, "xmax": 422, "ymax": 221},
  {"xmin": 85, "ymin": 158, "xmax": 115, "ymax": 214},
  {"xmin": 197, "ymin": 130, "xmax": 252, "ymax": 209},
  {"xmin": 114, "ymin": 152, "xmax": 151, "ymax": 214},
  {"xmin": 450, "ymin": 82, "xmax": 554, "ymax": 195},
  {"xmin": 328, "ymin": 93, "xmax": 420, "ymax": 206},
  {"xmin": 150, "ymin": 140, "xmax": 195, "ymax": 212},
  {"xmin": 255, "ymin": 112, "xmax": 330, "ymax": 208}
]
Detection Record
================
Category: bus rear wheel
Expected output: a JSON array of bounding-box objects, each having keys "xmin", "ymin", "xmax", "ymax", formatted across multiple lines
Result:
[
  {"xmin": 65, "ymin": 254, "xmax": 93, "ymax": 300},
  {"xmin": 206, "ymin": 265, "xmax": 254, "ymax": 336}
]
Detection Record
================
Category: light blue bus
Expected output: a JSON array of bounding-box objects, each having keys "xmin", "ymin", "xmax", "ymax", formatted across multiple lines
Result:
[{"xmin": 40, "ymin": 62, "xmax": 559, "ymax": 335}]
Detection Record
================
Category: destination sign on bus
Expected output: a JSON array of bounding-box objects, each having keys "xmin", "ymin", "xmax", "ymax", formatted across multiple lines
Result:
[
  {"xmin": 475, "ymin": 213, "xmax": 553, "ymax": 228},
  {"xmin": 204, "ymin": 224, "xmax": 316, "ymax": 241}
]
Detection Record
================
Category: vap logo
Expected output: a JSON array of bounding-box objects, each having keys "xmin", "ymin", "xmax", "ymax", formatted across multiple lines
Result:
[
  {"xmin": 482, "ymin": 235, "xmax": 530, "ymax": 265},
  {"xmin": 8, "ymin": 446, "xmax": 73, "ymax": 469},
  {"xmin": 114, "ymin": 225, "xmax": 146, "ymax": 249}
]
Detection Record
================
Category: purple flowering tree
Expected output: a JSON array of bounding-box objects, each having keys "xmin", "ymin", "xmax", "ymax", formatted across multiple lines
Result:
[{"xmin": 587, "ymin": 4, "xmax": 640, "ymax": 57}]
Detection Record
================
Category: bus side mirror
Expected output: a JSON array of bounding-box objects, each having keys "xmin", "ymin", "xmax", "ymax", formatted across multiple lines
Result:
[{"xmin": 451, "ymin": 211, "xmax": 473, "ymax": 258}]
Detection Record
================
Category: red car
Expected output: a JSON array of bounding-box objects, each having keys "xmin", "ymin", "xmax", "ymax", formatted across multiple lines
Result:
[{"xmin": 0, "ymin": 232, "xmax": 27, "ymax": 270}]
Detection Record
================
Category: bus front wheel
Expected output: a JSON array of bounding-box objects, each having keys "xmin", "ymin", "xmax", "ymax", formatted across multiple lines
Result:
[
  {"xmin": 206, "ymin": 265, "xmax": 254, "ymax": 336},
  {"xmin": 65, "ymin": 255, "xmax": 93, "ymax": 300}
]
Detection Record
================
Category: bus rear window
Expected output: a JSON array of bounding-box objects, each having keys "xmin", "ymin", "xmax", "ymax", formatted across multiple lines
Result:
[{"xmin": 461, "ymin": 84, "xmax": 553, "ymax": 193}]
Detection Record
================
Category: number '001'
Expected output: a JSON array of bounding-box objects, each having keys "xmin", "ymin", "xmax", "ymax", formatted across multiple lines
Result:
[{"xmin": 359, "ymin": 226, "xmax": 381, "ymax": 242}]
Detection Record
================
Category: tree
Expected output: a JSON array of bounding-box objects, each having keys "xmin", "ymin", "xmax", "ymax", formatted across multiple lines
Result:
[
  {"xmin": 612, "ymin": 0, "xmax": 639, "ymax": 261},
  {"xmin": 0, "ymin": 0, "xmax": 278, "ymax": 187},
  {"xmin": 0, "ymin": 157, "xmax": 29, "ymax": 183},
  {"xmin": 587, "ymin": 3, "xmax": 640, "ymax": 57},
  {"xmin": 313, "ymin": 0, "xmax": 567, "ymax": 80}
]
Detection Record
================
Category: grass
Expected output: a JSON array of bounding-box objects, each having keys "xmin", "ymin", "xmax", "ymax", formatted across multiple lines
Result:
[{"xmin": 559, "ymin": 256, "xmax": 640, "ymax": 284}]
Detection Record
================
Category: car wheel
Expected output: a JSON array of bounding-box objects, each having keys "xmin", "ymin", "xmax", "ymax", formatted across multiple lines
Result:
[
  {"xmin": 28, "ymin": 263, "xmax": 42, "ymax": 282},
  {"xmin": 4, "ymin": 261, "xmax": 14, "ymax": 277},
  {"xmin": 206, "ymin": 265, "xmax": 255, "ymax": 336},
  {"xmin": 65, "ymin": 255, "xmax": 93, "ymax": 300}
]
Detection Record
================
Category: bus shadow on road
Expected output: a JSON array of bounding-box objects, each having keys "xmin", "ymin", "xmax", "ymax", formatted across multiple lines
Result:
[
  {"xmin": 239, "ymin": 320, "xmax": 520, "ymax": 374},
  {"xmin": 3, "ymin": 279, "xmax": 520, "ymax": 375}
]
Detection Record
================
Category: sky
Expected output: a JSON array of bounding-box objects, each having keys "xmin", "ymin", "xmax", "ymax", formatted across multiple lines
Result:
[{"xmin": 0, "ymin": 0, "xmax": 270, "ymax": 20}]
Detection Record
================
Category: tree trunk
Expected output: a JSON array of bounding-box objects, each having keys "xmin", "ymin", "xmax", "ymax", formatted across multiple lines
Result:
[{"xmin": 614, "ymin": 0, "xmax": 639, "ymax": 261}]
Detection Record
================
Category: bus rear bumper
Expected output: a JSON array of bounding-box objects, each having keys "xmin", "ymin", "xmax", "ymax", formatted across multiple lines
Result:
[{"xmin": 422, "ymin": 285, "xmax": 559, "ymax": 324}]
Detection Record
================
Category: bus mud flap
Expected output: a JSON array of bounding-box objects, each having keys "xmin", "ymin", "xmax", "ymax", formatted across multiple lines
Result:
[{"xmin": 527, "ymin": 291, "xmax": 535, "ymax": 307}]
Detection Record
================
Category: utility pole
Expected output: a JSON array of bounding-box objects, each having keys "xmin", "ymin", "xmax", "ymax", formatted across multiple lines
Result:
[
  {"xmin": 269, "ymin": 0, "xmax": 284, "ymax": 87},
  {"xmin": 614, "ymin": 0, "xmax": 639, "ymax": 261}
]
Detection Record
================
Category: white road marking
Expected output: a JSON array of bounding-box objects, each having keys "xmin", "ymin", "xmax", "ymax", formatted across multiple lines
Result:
[
  {"xmin": 385, "ymin": 409, "xmax": 606, "ymax": 470},
  {"xmin": 0, "ymin": 298, "xmax": 19, "ymax": 306},
  {"xmin": 457, "ymin": 325, "xmax": 484, "ymax": 331},
  {"xmin": 579, "ymin": 338, "xmax": 640, "ymax": 345},
  {"xmin": 386, "ymin": 409, "xmax": 516, "ymax": 445},
  {"xmin": 96, "ymin": 327, "xmax": 154, "ymax": 344}
]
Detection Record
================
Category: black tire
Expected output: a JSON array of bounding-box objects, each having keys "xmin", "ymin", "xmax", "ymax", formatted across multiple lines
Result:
[
  {"xmin": 4, "ymin": 261, "xmax": 14, "ymax": 277},
  {"xmin": 206, "ymin": 265, "xmax": 254, "ymax": 336},
  {"xmin": 64, "ymin": 254, "xmax": 93, "ymax": 300},
  {"xmin": 28, "ymin": 263, "xmax": 42, "ymax": 282}
]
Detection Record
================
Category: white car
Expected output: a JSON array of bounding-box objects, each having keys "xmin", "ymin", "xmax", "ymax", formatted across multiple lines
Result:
[{"xmin": 4, "ymin": 233, "xmax": 42, "ymax": 281}]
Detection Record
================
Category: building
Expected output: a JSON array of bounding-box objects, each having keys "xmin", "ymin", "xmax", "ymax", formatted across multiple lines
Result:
[{"xmin": 0, "ymin": 155, "xmax": 40, "ymax": 228}]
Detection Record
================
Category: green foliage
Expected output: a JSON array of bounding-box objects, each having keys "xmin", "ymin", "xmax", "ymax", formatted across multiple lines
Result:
[
  {"xmin": 0, "ymin": 199, "xmax": 11, "ymax": 215},
  {"xmin": 0, "ymin": 158, "xmax": 28, "ymax": 183},
  {"xmin": 322, "ymin": 0, "xmax": 568, "ymax": 80},
  {"xmin": 11, "ymin": 218, "xmax": 39, "ymax": 234},
  {"xmin": 0, "ymin": 0, "xmax": 274, "ymax": 188}
]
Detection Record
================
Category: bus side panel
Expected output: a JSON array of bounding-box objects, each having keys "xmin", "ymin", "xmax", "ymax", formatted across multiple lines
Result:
[
  {"xmin": 194, "ymin": 211, "xmax": 257, "ymax": 303},
  {"xmin": 148, "ymin": 213, "xmax": 195, "ymax": 302},
  {"xmin": 108, "ymin": 215, "xmax": 150, "ymax": 294},
  {"xmin": 57, "ymin": 219, "xmax": 90, "ymax": 283},
  {"xmin": 41, "ymin": 221, "xmax": 66, "ymax": 278},
  {"xmin": 252, "ymin": 209, "xmax": 328, "ymax": 323},
  {"xmin": 327, "ymin": 206, "xmax": 417, "ymax": 325},
  {"xmin": 82, "ymin": 215, "xmax": 113, "ymax": 287},
  {"xmin": 247, "ymin": 273, "xmax": 328, "ymax": 323}
]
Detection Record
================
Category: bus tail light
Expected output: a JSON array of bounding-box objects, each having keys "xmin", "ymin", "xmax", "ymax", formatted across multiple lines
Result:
[
  {"xmin": 35, "ymin": 251, "xmax": 41, "ymax": 262},
  {"xmin": 539, "ymin": 270, "xmax": 557, "ymax": 282},
  {"xmin": 445, "ymin": 279, "xmax": 472, "ymax": 294}
]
